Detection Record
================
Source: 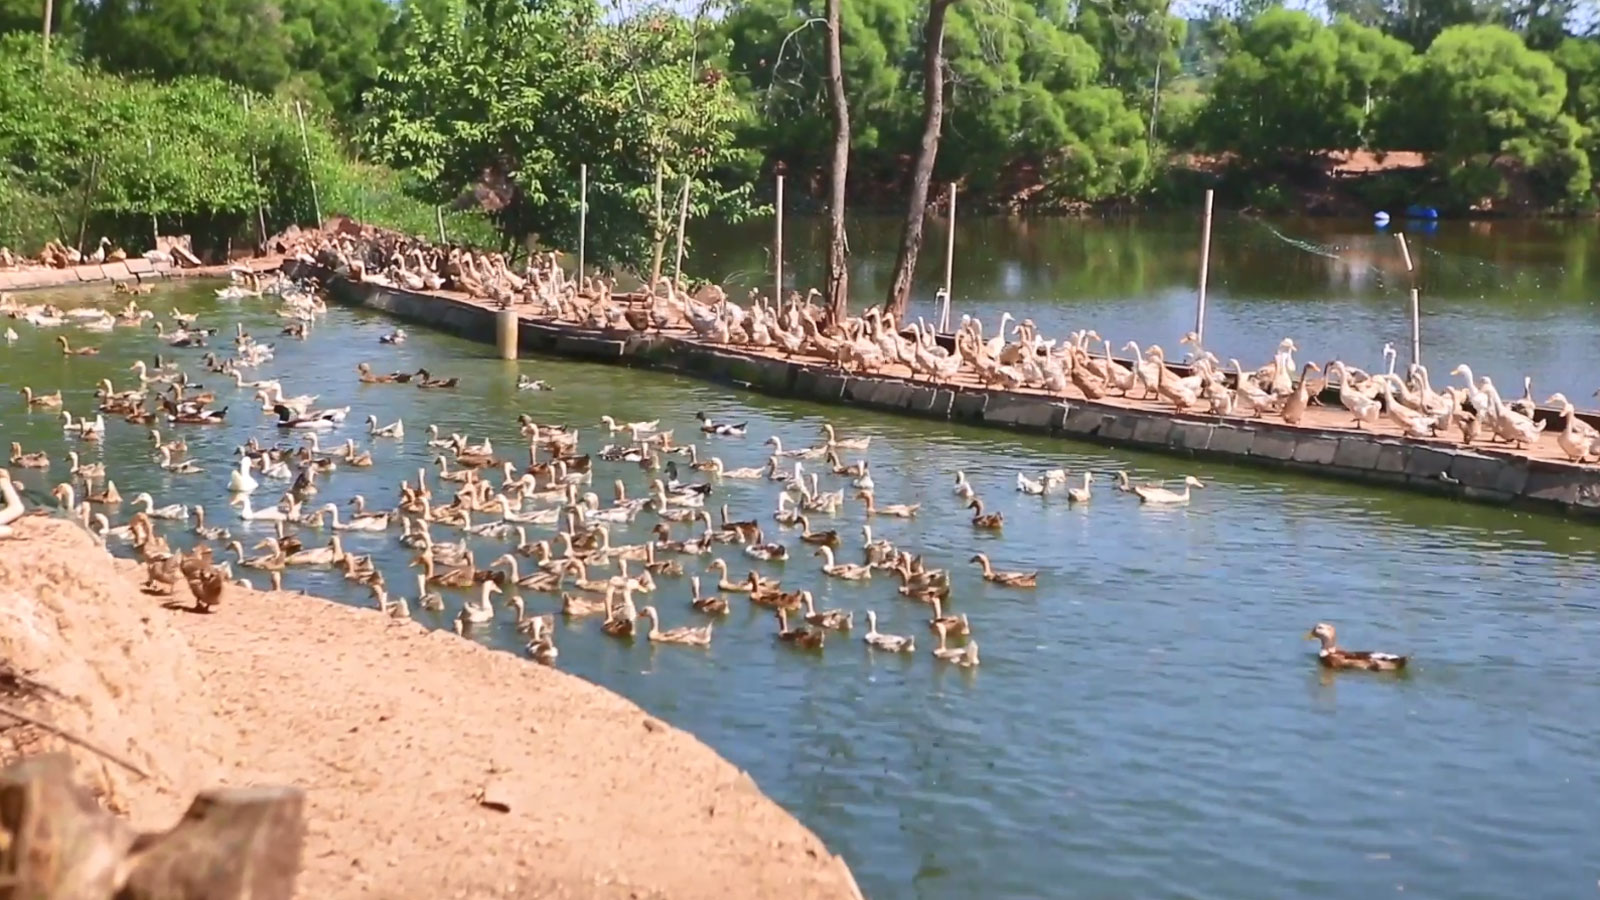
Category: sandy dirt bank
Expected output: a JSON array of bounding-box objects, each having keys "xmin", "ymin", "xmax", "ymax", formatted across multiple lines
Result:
[{"xmin": 0, "ymin": 516, "xmax": 861, "ymax": 899}]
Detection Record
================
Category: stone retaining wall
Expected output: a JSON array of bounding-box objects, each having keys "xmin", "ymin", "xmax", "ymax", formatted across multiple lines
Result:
[{"xmin": 289, "ymin": 261, "xmax": 1600, "ymax": 522}]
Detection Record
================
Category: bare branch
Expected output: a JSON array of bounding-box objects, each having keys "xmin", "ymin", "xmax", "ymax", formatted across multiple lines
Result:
[{"xmin": 765, "ymin": 17, "xmax": 828, "ymax": 115}]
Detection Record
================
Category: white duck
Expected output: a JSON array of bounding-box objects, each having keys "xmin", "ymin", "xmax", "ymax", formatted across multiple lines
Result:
[
  {"xmin": 366, "ymin": 415, "xmax": 404, "ymax": 438},
  {"xmin": 131, "ymin": 492, "xmax": 189, "ymax": 520},
  {"xmin": 228, "ymin": 456, "xmax": 259, "ymax": 493},
  {"xmin": 230, "ymin": 493, "xmax": 287, "ymax": 522},
  {"xmin": 1133, "ymin": 475, "xmax": 1204, "ymax": 505}
]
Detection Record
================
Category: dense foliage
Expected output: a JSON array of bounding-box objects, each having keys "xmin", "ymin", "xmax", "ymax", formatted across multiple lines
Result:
[
  {"xmin": 0, "ymin": 0, "xmax": 1595, "ymax": 262},
  {"xmin": 0, "ymin": 33, "xmax": 490, "ymax": 254},
  {"xmin": 363, "ymin": 0, "xmax": 755, "ymax": 268}
]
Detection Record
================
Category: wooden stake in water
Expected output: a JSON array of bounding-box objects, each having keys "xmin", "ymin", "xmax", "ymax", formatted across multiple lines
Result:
[
  {"xmin": 1195, "ymin": 189, "xmax": 1214, "ymax": 344},
  {"xmin": 774, "ymin": 174, "xmax": 785, "ymax": 304},
  {"xmin": 577, "ymin": 164, "xmax": 588, "ymax": 282},
  {"xmin": 673, "ymin": 178, "xmax": 691, "ymax": 285},
  {"xmin": 941, "ymin": 183, "xmax": 956, "ymax": 332},
  {"xmin": 293, "ymin": 101, "xmax": 322, "ymax": 227}
]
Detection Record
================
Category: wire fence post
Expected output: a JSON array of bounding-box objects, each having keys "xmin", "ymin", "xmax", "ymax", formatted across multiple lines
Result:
[
  {"xmin": 941, "ymin": 183, "xmax": 956, "ymax": 332},
  {"xmin": 1397, "ymin": 232, "xmax": 1419, "ymax": 367},
  {"xmin": 293, "ymin": 101, "xmax": 322, "ymax": 227},
  {"xmin": 242, "ymin": 95, "xmax": 268, "ymax": 249},
  {"xmin": 774, "ymin": 173, "xmax": 785, "ymax": 304},
  {"xmin": 145, "ymin": 136, "xmax": 159, "ymax": 248},
  {"xmin": 1195, "ymin": 189, "xmax": 1214, "ymax": 345},
  {"xmin": 577, "ymin": 164, "xmax": 587, "ymax": 282}
]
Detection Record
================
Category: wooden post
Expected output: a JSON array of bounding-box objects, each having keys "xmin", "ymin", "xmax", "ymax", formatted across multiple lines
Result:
[
  {"xmin": 673, "ymin": 178, "xmax": 691, "ymax": 285},
  {"xmin": 435, "ymin": 207, "xmax": 446, "ymax": 244},
  {"xmin": 1195, "ymin": 189, "xmax": 1214, "ymax": 344},
  {"xmin": 577, "ymin": 163, "xmax": 587, "ymax": 282},
  {"xmin": 241, "ymin": 96, "xmax": 268, "ymax": 250},
  {"xmin": 941, "ymin": 183, "xmax": 956, "ymax": 332},
  {"xmin": 774, "ymin": 173, "xmax": 785, "ymax": 304},
  {"xmin": 293, "ymin": 101, "xmax": 322, "ymax": 227},
  {"xmin": 42, "ymin": 0, "xmax": 52, "ymax": 60}
]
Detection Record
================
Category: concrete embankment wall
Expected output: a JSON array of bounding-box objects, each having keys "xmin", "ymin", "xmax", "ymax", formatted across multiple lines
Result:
[{"xmin": 290, "ymin": 262, "xmax": 1600, "ymax": 521}]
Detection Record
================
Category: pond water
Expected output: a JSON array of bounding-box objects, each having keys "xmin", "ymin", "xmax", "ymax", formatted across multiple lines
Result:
[{"xmin": 5, "ymin": 216, "xmax": 1600, "ymax": 899}]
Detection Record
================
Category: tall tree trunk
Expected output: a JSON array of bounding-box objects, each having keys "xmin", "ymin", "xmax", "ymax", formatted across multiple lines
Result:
[
  {"xmin": 823, "ymin": 0, "xmax": 851, "ymax": 323},
  {"xmin": 883, "ymin": 0, "xmax": 958, "ymax": 320}
]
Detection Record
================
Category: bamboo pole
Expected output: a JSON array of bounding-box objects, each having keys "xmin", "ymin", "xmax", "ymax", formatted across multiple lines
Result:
[
  {"xmin": 774, "ymin": 174, "xmax": 785, "ymax": 304},
  {"xmin": 577, "ymin": 164, "xmax": 587, "ymax": 282},
  {"xmin": 42, "ymin": 0, "xmax": 51, "ymax": 60},
  {"xmin": 673, "ymin": 178, "xmax": 691, "ymax": 285},
  {"xmin": 1194, "ymin": 189, "xmax": 1214, "ymax": 344},
  {"xmin": 941, "ymin": 183, "xmax": 956, "ymax": 332},
  {"xmin": 241, "ymin": 95, "xmax": 267, "ymax": 249},
  {"xmin": 293, "ymin": 101, "xmax": 322, "ymax": 227}
]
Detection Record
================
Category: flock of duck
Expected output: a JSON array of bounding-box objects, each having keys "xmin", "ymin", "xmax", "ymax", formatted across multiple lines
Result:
[{"xmin": 3, "ymin": 249, "xmax": 1423, "ymax": 672}]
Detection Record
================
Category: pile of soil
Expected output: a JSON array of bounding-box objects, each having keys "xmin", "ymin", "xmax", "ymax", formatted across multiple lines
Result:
[{"xmin": 0, "ymin": 517, "xmax": 860, "ymax": 899}]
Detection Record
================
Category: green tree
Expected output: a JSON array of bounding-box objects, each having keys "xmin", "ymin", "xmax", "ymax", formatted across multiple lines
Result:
[
  {"xmin": 1550, "ymin": 37, "xmax": 1600, "ymax": 163},
  {"xmin": 1382, "ymin": 24, "xmax": 1589, "ymax": 206},
  {"xmin": 1196, "ymin": 9, "xmax": 1411, "ymax": 160},
  {"xmin": 277, "ymin": 0, "xmax": 396, "ymax": 116},
  {"xmin": 363, "ymin": 0, "xmax": 754, "ymax": 268},
  {"xmin": 79, "ymin": 0, "xmax": 295, "ymax": 95},
  {"xmin": 1072, "ymin": 0, "xmax": 1186, "ymax": 103},
  {"xmin": 76, "ymin": 0, "xmax": 393, "ymax": 116}
]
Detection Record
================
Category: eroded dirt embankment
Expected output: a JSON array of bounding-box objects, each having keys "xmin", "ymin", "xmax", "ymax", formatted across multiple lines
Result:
[{"xmin": 0, "ymin": 516, "xmax": 860, "ymax": 899}]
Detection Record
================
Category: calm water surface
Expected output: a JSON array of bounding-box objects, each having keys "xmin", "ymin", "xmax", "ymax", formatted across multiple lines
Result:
[{"xmin": 6, "ymin": 221, "xmax": 1600, "ymax": 899}]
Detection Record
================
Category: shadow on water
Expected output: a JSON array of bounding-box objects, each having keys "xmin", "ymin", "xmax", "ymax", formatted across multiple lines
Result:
[{"xmin": 6, "ymin": 240, "xmax": 1600, "ymax": 900}]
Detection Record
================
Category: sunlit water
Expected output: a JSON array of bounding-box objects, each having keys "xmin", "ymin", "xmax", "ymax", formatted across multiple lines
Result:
[{"xmin": 6, "ymin": 239, "xmax": 1600, "ymax": 898}]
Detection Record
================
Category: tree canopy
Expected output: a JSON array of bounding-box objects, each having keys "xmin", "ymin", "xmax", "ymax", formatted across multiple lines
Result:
[
  {"xmin": 1, "ymin": 0, "xmax": 1597, "ymax": 259},
  {"xmin": 1196, "ymin": 10, "xmax": 1411, "ymax": 160},
  {"xmin": 363, "ymin": 0, "xmax": 755, "ymax": 267}
]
